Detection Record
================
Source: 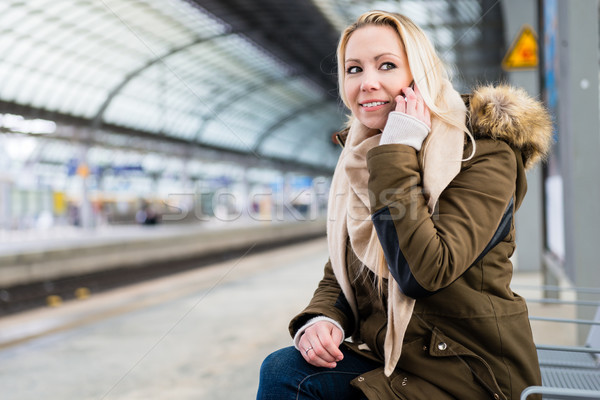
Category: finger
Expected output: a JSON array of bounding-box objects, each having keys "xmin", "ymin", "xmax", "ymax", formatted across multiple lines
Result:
[
  {"xmin": 402, "ymin": 87, "xmax": 418, "ymax": 115},
  {"xmin": 299, "ymin": 337, "xmax": 319, "ymax": 365},
  {"xmin": 303, "ymin": 343, "xmax": 337, "ymax": 368},
  {"xmin": 415, "ymin": 94, "xmax": 424, "ymax": 119},
  {"xmin": 301, "ymin": 328, "xmax": 337, "ymax": 368},
  {"xmin": 314, "ymin": 324, "xmax": 343, "ymax": 362},
  {"xmin": 298, "ymin": 336, "xmax": 312, "ymax": 359},
  {"xmin": 306, "ymin": 352, "xmax": 337, "ymax": 368},
  {"xmin": 309, "ymin": 335, "xmax": 336, "ymax": 364},
  {"xmin": 394, "ymin": 95, "xmax": 406, "ymax": 113},
  {"xmin": 330, "ymin": 328, "xmax": 344, "ymax": 361},
  {"xmin": 424, "ymin": 106, "xmax": 431, "ymax": 128},
  {"xmin": 306, "ymin": 326, "xmax": 338, "ymax": 364},
  {"xmin": 413, "ymin": 83, "xmax": 430, "ymax": 122},
  {"xmin": 401, "ymin": 85, "xmax": 416, "ymax": 99}
]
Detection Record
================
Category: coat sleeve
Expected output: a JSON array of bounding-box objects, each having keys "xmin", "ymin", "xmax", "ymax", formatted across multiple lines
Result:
[
  {"xmin": 289, "ymin": 259, "xmax": 355, "ymax": 338},
  {"xmin": 366, "ymin": 139, "xmax": 517, "ymax": 298}
]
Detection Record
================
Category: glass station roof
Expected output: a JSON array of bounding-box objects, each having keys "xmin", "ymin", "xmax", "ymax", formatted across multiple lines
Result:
[
  {"xmin": 0, "ymin": 0, "xmax": 504, "ymax": 175},
  {"xmin": 0, "ymin": 0, "xmax": 345, "ymax": 173}
]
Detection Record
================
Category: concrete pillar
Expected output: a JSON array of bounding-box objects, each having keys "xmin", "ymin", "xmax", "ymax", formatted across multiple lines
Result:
[
  {"xmin": 539, "ymin": 0, "xmax": 600, "ymax": 341},
  {"xmin": 555, "ymin": 0, "xmax": 600, "ymax": 342},
  {"xmin": 501, "ymin": 0, "xmax": 545, "ymax": 272}
]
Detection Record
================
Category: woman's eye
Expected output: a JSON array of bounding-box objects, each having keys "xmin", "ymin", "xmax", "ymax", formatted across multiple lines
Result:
[
  {"xmin": 380, "ymin": 62, "xmax": 397, "ymax": 71},
  {"xmin": 346, "ymin": 66, "xmax": 361, "ymax": 74}
]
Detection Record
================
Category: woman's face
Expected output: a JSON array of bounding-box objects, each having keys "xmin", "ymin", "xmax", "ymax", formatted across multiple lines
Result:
[{"xmin": 343, "ymin": 25, "xmax": 413, "ymax": 130}]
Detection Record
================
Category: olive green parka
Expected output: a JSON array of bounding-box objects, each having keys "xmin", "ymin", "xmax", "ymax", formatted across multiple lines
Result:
[{"xmin": 290, "ymin": 85, "xmax": 552, "ymax": 400}]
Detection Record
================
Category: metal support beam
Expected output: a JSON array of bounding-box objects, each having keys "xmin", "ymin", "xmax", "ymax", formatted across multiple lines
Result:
[
  {"xmin": 194, "ymin": 72, "xmax": 301, "ymax": 142},
  {"xmin": 91, "ymin": 32, "xmax": 232, "ymax": 131},
  {"xmin": 252, "ymin": 100, "xmax": 330, "ymax": 153}
]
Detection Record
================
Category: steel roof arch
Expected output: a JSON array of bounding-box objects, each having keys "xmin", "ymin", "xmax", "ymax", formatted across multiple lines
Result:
[
  {"xmin": 252, "ymin": 100, "xmax": 331, "ymax": 153},
  {"xmin": 194, "ymin": 72, "xmax": 303, "ymax": 142},
  {"xmin": 91, "ymin": 31, "xmax": 232, "ymax": 130}
]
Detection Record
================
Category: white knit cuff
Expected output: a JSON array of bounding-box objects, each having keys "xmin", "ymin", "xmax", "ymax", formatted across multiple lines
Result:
[
  {"xmin": 293, "ymin": 316, "xmax": 345, "ymax": 350},
  {"xmin": 380, "ymin": 111, "xmax": 431, "ymax": 150}
]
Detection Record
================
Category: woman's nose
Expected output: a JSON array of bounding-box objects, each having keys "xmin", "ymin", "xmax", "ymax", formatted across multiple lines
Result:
[{"xmin": 360, "ymin": 72, "xmax": 381, "ymax": 91}]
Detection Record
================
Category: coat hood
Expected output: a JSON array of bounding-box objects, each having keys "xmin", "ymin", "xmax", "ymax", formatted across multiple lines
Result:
[{"xmin": 466, "ymin": 85, "xmax": 553, "ymax": 170}]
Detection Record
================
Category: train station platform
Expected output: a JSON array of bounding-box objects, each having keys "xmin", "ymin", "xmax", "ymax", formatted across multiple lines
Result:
[
  {"xmin": 0, "ymin": 237, "xmax": 577, "ymax": 400},
  {"xmin": 0, "ymin": 219, "xmax": 326, "ymax": 312}
]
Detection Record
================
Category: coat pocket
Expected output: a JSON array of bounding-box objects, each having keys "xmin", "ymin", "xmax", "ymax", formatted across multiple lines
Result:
[
  {"xmin": 389, "ymin": 368, "xmax": 456, "ymax": 400},
  {"xmin": 422, "ymin": 326, "xmax": 507, "ymax": 400},
  {"xmin": 350, "ymin": 366, "xmax": 455, "ymax": 400}
]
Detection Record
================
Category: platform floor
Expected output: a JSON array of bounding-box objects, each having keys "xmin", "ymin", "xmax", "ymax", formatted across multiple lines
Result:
[
  {"xmin": 0, "ymin": 238, "xmax": 577, "ymax": 400},
  {"xmin": 0, "ymin": 219, "xmax": 261, "ymax": 256}
]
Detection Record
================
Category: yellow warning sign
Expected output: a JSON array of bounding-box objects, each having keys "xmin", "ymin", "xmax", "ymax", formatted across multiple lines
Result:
[{"xmin": 502, "ymin": 25, "xmax": 538, "ymax": 70}]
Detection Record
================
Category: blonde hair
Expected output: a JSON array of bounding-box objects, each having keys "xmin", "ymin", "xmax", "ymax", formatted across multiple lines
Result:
[{"xmin": 337, "ymin": 10, "xmax": 474, "ymax": 285}]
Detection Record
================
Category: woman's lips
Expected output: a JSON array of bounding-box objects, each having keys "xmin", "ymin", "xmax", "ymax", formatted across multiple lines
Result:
[{"xmin": 360, "ymin": 100, "xmax": 389, "ymax": 111}]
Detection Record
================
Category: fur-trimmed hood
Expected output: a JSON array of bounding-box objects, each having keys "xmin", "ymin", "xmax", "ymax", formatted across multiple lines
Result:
[{"xmin": 466, "ymin": 85, "xmax": 553, "ymax": 169}]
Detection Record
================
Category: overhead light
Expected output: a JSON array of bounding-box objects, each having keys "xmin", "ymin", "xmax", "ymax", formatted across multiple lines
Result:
[{"xmin": 0, "ymin": 113, "xmax": 56, "ymax": 135}]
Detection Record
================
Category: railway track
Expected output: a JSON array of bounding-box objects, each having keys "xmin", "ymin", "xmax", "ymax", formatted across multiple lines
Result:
[{"xmin": 0, "ymin": 231, "xmax": 324, "ymax": 315}]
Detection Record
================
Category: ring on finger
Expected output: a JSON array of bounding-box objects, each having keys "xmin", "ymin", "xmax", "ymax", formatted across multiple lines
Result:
[{"xmin": 304, "ymin": 346, "xmax": 313, "ymax": 356}]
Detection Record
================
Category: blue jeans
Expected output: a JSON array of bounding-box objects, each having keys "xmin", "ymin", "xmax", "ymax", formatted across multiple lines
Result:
[{"xmin": 257, "ymin": 345, "xmax": 381, "ymax": 400}]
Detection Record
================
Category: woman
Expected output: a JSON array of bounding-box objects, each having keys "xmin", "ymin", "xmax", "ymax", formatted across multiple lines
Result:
[{"xmin": 258, "ymin": 10, "xmax": 551, "ymax": 400}]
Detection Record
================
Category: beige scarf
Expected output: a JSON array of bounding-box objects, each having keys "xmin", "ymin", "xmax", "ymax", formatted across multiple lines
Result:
[{"xmin": 327, "ymin": 84, "xmax": 466, "ymax": 376}]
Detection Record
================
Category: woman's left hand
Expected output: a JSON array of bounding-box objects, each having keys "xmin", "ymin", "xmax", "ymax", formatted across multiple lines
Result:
[{"xmin": 394, "ymin": 83, "xmax": 431, "ymax": 129}]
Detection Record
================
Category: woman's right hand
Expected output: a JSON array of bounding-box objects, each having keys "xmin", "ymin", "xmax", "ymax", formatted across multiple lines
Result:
[
  {"xmin": 298, "ymin": 320, "xmax": 344, "ymax": 368},
  {"xmin": 393, "ymin": 83, "xmax": 431, "ymax": 129}
]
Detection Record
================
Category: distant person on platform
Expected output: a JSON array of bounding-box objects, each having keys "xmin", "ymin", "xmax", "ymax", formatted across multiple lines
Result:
[
  {"xmin": 257, "ymin": 10, "xmax": 552, "ymax": 400},
  {"xmin": 136, "ymin": 202, "xmax": 158, "ymax": 225}
]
